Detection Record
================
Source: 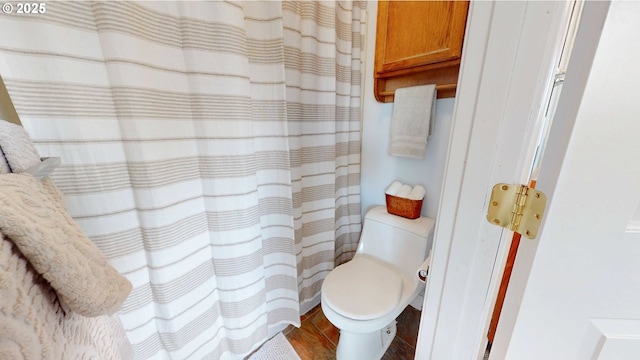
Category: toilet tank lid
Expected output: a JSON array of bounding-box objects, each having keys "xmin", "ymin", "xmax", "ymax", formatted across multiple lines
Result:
[{"xmin": 366, "ymin": 206, "xmax": 435, "ymax": 238}]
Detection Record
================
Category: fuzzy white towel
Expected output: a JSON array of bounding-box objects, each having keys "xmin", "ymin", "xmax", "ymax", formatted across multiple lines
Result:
[
  {"xmin": 389, "ymin": 85, "xmax": 436, "ymax": 159},
  {"xmin": 0, "ymin": 152, "xmax": 9, "ymax": 173},
  {"xmin": 0, "ymin": 119, "xmax": 41, "ymax": 173},
  {"xmin": 0, "ymin": 233, "xmax": 133, "ymax": 359},
  {"xmin": 0, "ymin": 174, "xmax": 132, "ymax": 317}
]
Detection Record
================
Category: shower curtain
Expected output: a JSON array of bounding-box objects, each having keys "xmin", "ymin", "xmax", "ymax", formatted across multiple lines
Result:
[{"xmin": 0, "ymin": 1, "xmax": 364, "ymax": 358}]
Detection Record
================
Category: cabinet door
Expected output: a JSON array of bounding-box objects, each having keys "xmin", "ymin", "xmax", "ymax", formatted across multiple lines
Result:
[{"xmin": 374, "ymin": 1, "xmax": 469, "ymax": 102}]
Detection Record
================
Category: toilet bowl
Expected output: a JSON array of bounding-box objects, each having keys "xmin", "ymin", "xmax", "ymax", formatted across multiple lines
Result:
[{"xmin": 321, "ymin": 206, "xmax": 435, "ymax": 360}]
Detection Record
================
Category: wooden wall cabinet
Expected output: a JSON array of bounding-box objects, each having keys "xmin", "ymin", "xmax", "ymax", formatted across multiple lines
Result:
[{"xmin": 374, "ymin": 1, "xmax": 469, "ymax": 102}]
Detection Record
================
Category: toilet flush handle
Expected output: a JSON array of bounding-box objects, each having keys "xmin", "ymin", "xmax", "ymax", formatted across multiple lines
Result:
[
  {"xmin": 417, "ymin": 250, "xmax": 432, "ymax": 283},
  {"xmin": 418, "ymin": 268, "xmax": 429, "ymax": 282}
]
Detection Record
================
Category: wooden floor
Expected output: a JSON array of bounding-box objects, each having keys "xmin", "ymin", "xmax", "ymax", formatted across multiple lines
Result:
[{"xmin": 283, "ymin": 304, "xmax": 422, "ymax": 360}]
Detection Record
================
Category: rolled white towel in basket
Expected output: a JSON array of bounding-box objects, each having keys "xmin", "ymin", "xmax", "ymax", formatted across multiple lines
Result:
[
  {"xmin": 385, "ymin": 181, "xmax": 403, "ymax": 196},
  {"xmin": 408, "ymin": 185, "xmax": 426, "ymax": 201},
  {"xmin": 396, "ymin": 184, "xmax": 413, "ymax": 198}
]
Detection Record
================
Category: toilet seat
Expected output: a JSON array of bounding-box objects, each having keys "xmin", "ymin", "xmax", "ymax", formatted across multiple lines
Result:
[{"xmin": 322, "ymin": 256, "xmax": 403, "ymax": 320}]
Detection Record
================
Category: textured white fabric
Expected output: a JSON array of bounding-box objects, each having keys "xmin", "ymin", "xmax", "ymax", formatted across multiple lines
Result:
[
  {"xmin": 0, "ymin": 119, "xmax": 40, "ymax": 172},
  {"xmin": 0, "ymin": 1, "xmax": 365, "ymax": 358},
  {"xmin": 389, "ymin": 85, "xmax": 437, "ymax": 159},
  {"xmin": 0, "ymin": 233, "xmax": 133, "ymax": 359},
  {"xmin": 0, "ymin": 174, "xmax": 132, "ymax": 317},
  {"xmin": 0, "ymin": 152, "xmax": 9, "ymax": 174},
  {"xmin": 248, "ymin": 333, "xmax": 300, "ymax": 360},
  {"xmin": 385, "ymin": 181, "xmax": 403, "ymax": 196},
  {"xmin": 408, "ymin": 185, "xmax": 426, "ymax": 201},
  {"xmin": 396, "ymin": 184, "xmax": 413, "ymax": 198}
]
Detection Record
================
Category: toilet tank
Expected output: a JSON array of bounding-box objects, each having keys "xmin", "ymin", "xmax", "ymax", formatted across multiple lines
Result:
[{"xmin": 356, "ymin": 206, "xmax": 436, "ymax": 280}]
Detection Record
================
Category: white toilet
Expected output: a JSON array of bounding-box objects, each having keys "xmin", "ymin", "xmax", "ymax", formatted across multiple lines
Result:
[{"xmin": 321, "ymin": 205, "xmax": 435, "ymax": 360}]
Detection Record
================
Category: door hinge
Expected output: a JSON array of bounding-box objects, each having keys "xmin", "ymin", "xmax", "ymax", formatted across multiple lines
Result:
[{"xmin": 486, "ymin": 183, "xmax": 547, "ymax": 239}]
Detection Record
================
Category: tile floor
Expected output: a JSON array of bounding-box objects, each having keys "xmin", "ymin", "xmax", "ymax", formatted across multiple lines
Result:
[{"xmin": 282, "ymin": 304, "xmax": 422, "ymax": 360}]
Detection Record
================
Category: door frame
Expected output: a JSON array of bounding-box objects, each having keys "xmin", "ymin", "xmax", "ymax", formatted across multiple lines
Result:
[{"xmin": 416, "ymin": 1, "xmax": 579, "ymax": 358}]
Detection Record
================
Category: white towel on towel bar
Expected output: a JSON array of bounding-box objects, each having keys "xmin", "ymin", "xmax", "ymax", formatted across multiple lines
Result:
[{"xmin": 389, "ymin": 85, "xmax": 436, "ymax": 159}]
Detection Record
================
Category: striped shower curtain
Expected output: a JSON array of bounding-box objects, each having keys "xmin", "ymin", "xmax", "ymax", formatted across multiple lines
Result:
[{"xmin": 0, "ymin": 1, "xmax": 364, "ymax": 359}]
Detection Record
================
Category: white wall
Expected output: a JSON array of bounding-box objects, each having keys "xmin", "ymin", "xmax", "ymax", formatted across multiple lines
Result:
[{"xmin": 360, "ymin": 1, "xmax": 455, "ymax": 220}]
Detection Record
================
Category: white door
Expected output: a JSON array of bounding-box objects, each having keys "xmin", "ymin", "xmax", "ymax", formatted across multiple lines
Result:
[
  {"xmin": 491, "ymin": 1, "xmax": 640, "ymax": 359},
  {"xmin": 416, "ymin": 1, "xmax": 581, "ymax": 358}
]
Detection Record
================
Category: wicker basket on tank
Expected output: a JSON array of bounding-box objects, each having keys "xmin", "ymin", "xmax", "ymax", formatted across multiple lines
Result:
[{"xmin": 385, "ymin": 194, "xmax": 423, "ymax": 219}]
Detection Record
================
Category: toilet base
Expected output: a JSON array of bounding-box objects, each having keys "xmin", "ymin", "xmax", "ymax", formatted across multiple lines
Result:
[{"xmin": 336, "ymin": 321, "xmax": 397, "ymax": 360}]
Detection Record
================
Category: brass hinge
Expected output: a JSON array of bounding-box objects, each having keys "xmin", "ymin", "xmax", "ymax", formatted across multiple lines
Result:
[{"xmin": 486, "ymin": 183, "xmax": 547, "ymax": 239}]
